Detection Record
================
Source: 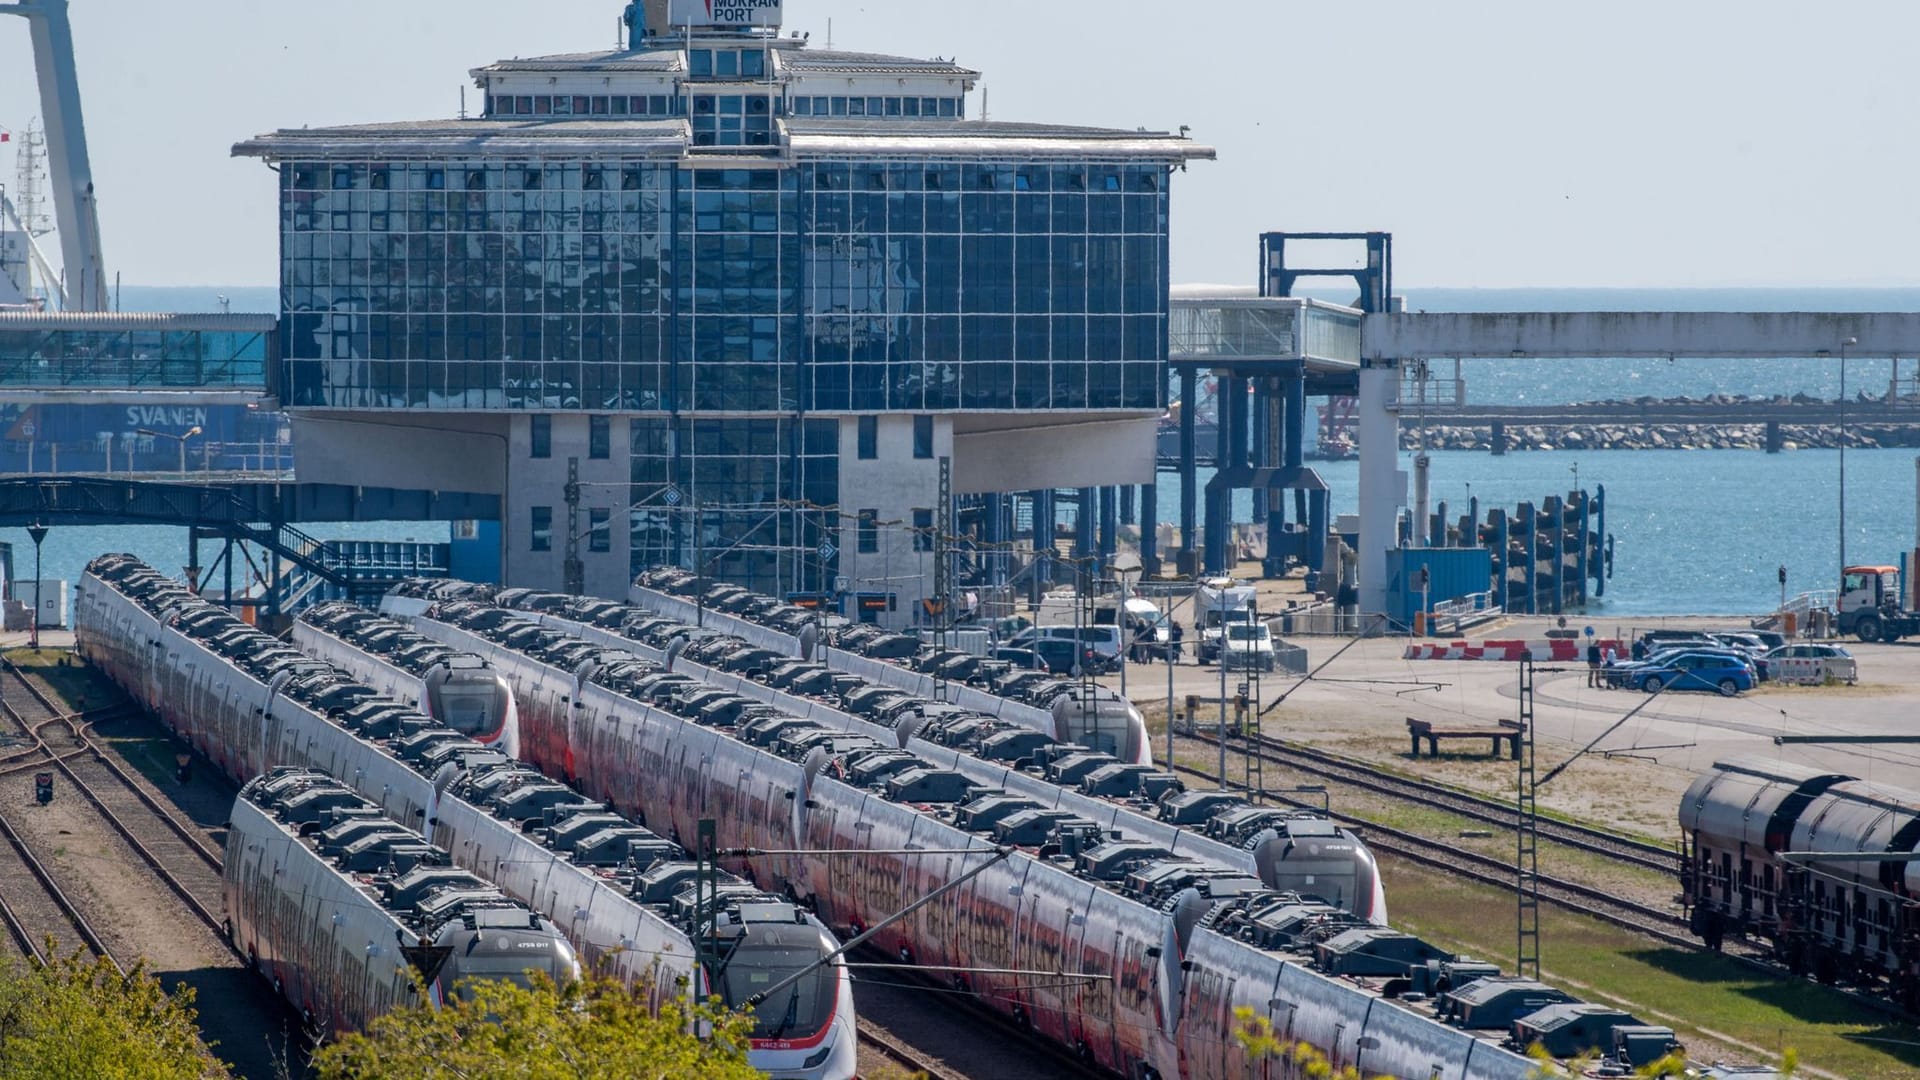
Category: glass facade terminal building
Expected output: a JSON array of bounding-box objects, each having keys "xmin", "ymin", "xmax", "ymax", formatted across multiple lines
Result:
[{"xmin": 234, "ymin": 0, "xmax": 1211, "ymax": 608}]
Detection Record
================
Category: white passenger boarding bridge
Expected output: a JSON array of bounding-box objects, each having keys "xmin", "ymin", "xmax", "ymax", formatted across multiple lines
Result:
[{"xmin": 1353, "ymin": 311, "xmax": 1920, "ymax": 615}]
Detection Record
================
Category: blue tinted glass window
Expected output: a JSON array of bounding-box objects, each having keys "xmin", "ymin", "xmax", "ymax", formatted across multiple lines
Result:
[
  {"xmin": 530, "ymin": 506, "xmax": 552, "ymax": 551},
  {"xmin": 913, "ymin": 415, "xmax": 933, "ymax": 458},
  {"xmin": 689, "ymin": 49, "xmax": 713, "ymax": 77},
  {"xmin": 715, "ymin": 50, "xmax": 739, "ymax": 77},
  {"xmin": 741, "ymin": 49, "xmax": 766, "ymax": 77}
]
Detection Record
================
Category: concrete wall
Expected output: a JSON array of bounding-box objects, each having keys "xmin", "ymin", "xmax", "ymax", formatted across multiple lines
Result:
[
  {"xmin": 836, "ymin": 414, "xmax": 951, "ymax": 629},
  {"xmin": 951, "ymin": 415, "xmax": 1156, "ymax": 493},
  {"xmin": 289, "ymin": 413, "xmax": 509, "ymax": 493},
  {"xmin": 503, "ymin": 413, "xmax": 632, "ymax": 598}
]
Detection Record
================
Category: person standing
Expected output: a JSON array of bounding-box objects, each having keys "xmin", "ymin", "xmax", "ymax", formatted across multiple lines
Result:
[{"xmin": 1586, "ymin": 640, "xmax": 1602, "ymax": 688}]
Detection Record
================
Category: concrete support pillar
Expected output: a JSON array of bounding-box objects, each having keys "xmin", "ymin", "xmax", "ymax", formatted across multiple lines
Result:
[
  {"xmin": 1412, "ymin": 452, "xmax": 1431, "ymax": 549},
  {"xmin": 1577, "ymin": 489, "xmax": 1591, "ymax": 605},
  {"xmin": 1098, "ymin": 486, "xmax": 1118, "ymax": 564},
  {"xmin": 1252, "ymin": 380, "xmax": 1272, "ymax": 523},
  {"xmin": 1203, "ymin": 374, "xmax": 1238, "ymax": 575},
  {"xmin": 1140, "ymin": 483, "xmax": 1158, "ymax": 568},
  {"xmin": 1435, "ymin": 499, "xmax": 1449, "ymax": 546},
  {"xmin": 1030, "ymin": 489, "xmax": 1054, "ymax": 603},
  {"xmin": 1284, "ymin": 372, "xmax": 1306, "ymax": 471},
  {"xmin": 1356, "ymin": 361, "xmax": 1400, "ymax": 617},
  {"xmin": 1305, "ymin": 488, "xmax": 1328, "ymax": 592},
  {"xmin": 1203, "ymin": 485, "xmax": 1229, "ymax": 575},
  {"xmin": 1120, "ymin": 485, "xmax": 1136, "ymax": 528},
  {"xmin": 1490, "ymin": 508, "xmax": 1509, "ymax": 612},
  {"xmin": 1521, "ymin": 501, "xmax": 1539, "ymax": 615},
  {"xmin": 1264, "ymin": 378, "xmax": 1289, "ymax": 580},
  {"xmin": 1594, "ymin": 485, "xmax": 1607, "ymax": 598},
  {"xmin": 1179, "ymin": 368, "xmax": 1198, "ymax": 572},
  {"xmin": 1227, "ymin": 376, "xmax": 1250, "ymax": 471},
  {"xmin": 1547, "ymin": 495, "xmax": 1565, "ymax": 615},
  {"xmin": 982, "ymin": 492, "xmax": 1007, "ymax": 587}
]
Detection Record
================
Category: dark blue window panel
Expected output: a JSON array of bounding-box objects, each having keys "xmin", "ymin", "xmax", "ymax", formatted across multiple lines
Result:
[{"xmin": 276, "ymin": 155, "xmax": 1170, "ymax": 416}]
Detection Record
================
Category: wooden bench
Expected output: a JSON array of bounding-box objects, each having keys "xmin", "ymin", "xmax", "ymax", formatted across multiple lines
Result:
[{"xmin": 1406, "ymin": 717, "xmax": 1524, "ymax": 760}]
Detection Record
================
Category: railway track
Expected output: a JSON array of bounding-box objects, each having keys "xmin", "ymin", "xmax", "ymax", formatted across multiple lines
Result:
[
  {"xmin": 0, "ymin": 799, "xmax": 117, "ymax": 967},
  {"xmin": 857, "ymin": 1018, "xmax": 968, "ymax": 1080},
  {"xmin": 1162, "ymin": 748, "xmax": 1698, "ymax": 951},
  {"xmin": 1202, "ymin": 727, "xmax": 1681, "ymax": 875},
  {"xmin": 0, "ymin": 660, "xmax": 228, "ymax": 942}
]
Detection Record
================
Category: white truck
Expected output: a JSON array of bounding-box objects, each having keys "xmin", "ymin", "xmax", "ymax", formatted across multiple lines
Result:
[
  {"xmin": 1834, "ymin": 564, "xmax": 1920, "ymax": 643},
  {"xmin": 1194, "ymin": 578, "xmax": 1258, "ymax": 666}
]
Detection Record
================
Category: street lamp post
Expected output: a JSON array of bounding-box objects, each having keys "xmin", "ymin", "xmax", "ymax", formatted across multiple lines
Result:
[
  {"xmin": 136, "ymin": 425, "xmax": 202, "ymax": 475},
  {"xmin": 1164, "ymin": 589, "xmax": 1175, "ymax": 770},
  {"xmin": 1839, "ymin": 336, "xmax": 1857, "ymax": 580},
  {"xmin": 26, "ymin": 522, "xmax": 48, "ymax": 651},
  {"xmin": 1111, "ymin": 552, "xmax": 1142, "ymax": 706}
]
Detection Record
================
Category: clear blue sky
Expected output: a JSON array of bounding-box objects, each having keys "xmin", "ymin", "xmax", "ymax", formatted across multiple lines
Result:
[{"xmin": 2, "ymin": 0, "xmax": 1915, "ymax": 290}]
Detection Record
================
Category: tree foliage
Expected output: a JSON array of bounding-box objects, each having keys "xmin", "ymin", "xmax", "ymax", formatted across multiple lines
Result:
[
  {"xmin": 0, "ymin": 944, "xmax": 225, "ymax": 1080},
  {"xmin": 315, "ymin": 972, "xmax": 764, "ymax": 1080},
  {"xmin": 1232, "ymin": 1006, "xmax": 1392, "ymax": 1080}
]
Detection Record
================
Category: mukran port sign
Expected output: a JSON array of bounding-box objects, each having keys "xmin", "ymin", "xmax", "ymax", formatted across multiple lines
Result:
[{"xmin": 669, "ymin": 0, "xmax": 782, "ymax": 27}]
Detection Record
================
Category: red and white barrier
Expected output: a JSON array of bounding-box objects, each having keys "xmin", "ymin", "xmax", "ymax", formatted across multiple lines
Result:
[{"xmin": 1404, "ymin": 638, "xmax": 1624, "ymax": 661}]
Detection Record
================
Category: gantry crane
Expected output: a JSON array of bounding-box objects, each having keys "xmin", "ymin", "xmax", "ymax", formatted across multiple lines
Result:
[{"xmin": 1, "ymin": 0, "xmax": 106, "ymax": 310}]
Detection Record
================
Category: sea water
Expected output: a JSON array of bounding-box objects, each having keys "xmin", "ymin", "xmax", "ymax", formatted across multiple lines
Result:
[{"xmin": 1155, "ymin": 448, "xmax": 1914, "ymax": 618}]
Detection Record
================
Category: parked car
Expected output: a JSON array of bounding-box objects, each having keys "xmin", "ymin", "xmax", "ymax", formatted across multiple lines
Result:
[
  {"xmin": 1764, "ymin": 643, "xmax": 1857, "ymax": 684},
  {"xmin": 1616, "ymin": 645, "xmax": 1770, "ymax": 683},
  {"xmin": 1029, "ymin": 637, "xmax": 1114, "ymax": 676},
  {"xmin": 1012, "ymin": 625, "xmax": 1126, "ymax": 667},
  {"xmin": 1626, "ymin": 652, "xmax": 1755, "ymax": 695},
  {"xmin": 1710, "ymin": 632, "xmax": 1773, "ymax": 657},
  {"xmin": 991, "ymin": 646, "xmax": 1047, "ymax": 671},
  {"xmin": 1633, "ymin": 630, "xmax": 1719, "ymax": 659},
  {"xmin": 1667, "ymin": 645, "xmax": 1770, "ymax": 681},
  {"xmin": 1746, "ymin": 629, "xmax": 1789, "ymax": 651}
]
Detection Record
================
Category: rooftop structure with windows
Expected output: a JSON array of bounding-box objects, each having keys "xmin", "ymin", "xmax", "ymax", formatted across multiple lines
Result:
[{"xmin": 233, "ymin": 1, "xmax": 1212, "ymax": 608}]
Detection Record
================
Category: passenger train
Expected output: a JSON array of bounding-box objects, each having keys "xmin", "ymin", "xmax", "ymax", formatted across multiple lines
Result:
[
  {"xmin": 389, "ymin": 579, "xmax": 1385, "ymax": 922},
  {"xmin": 1682, "ymin": 755, "xmax": 1920, "ymax": 1005},
  {"xmin": 225, "ymin": 768, "xmax": 580, "ymax": 1034},
  {"xmin": 294, "ymin": 600, "xmax": 521, "ymax": 757},
  {"xmin": 631, "ymin": 567, "xmax": 1158, "ymax": 766},
  {"xmin": 76, "ymin": 555, "xmax": 859, "ymax": 1079},
  {"xmin": 388, "ymin": 586, "xmax": 1580, "ymax": 1080}
]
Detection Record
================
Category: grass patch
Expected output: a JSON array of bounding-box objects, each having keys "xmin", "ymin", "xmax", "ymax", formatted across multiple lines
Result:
[
  {"xmin": 1383, "ymin": 859, "xmax": 1920, "ymax": 1079},
  {"xmin": 3, "ymin": 647, "xmax": 124, "ymax": 713}
]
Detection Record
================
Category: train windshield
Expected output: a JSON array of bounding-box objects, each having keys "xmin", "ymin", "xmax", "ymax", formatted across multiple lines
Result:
[
  {"xmin": 431, "ymin": 675, "xmax": 508, "ymax": 736},
  {"xmin": 446, "ymin": 938, "xmax": 578, "ymax": 998},
  {"xmin": 1272, "ymin": 859, "xmax": 1355, "ymax": 910},
  {"xmin": 1065, "ymin": 706, "xmax": 1134, "ymax": 759},
  {"xmin": 717, "ymin": 943, "xmax": 835, "ymax": 1040}
]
